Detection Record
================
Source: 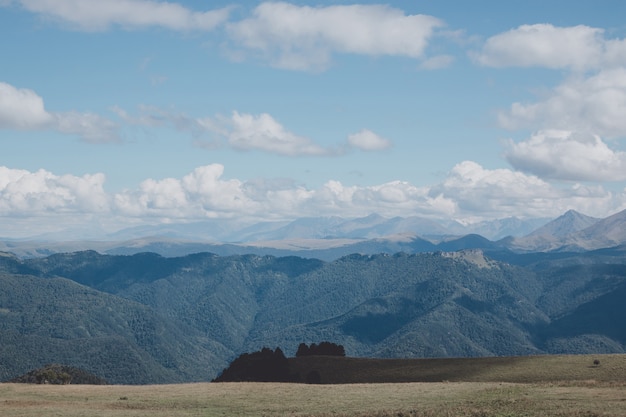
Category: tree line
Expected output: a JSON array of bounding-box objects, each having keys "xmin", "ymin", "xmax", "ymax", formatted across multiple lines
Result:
[{"xmin": 212, "ymin": 342, "xmax": 345, "ymax": 383}]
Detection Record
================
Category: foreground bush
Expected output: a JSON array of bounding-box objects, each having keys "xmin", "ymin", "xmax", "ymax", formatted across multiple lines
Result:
[
  {"xmin": 9, "ymin": 364, "xmax": 107, "ymax": 385},
  {"xmin": 212, "ymin": 347, "xmax": 296, "ymax": 382}
]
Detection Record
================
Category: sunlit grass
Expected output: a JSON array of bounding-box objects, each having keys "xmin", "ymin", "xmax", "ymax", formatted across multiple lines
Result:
[
  {"xmin": 2, "ymin": 380, "xmax": 626, "ymax": 417},
  {"xmin": 2, "ymin": 354, "xmax": 626, "ymax": 416}
]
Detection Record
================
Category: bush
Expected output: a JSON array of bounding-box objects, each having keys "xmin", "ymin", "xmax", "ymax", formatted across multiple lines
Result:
[
  {"xmin": 213, "ymin": 347, "xmax": 295, "ymax": 382},
  {"xmin": 9, "ymin": 364, "xmax": 107, "ymax": 385},
  {"xmin": 296, "ymin": 342, "xmax": 345, "ymax": 357}
]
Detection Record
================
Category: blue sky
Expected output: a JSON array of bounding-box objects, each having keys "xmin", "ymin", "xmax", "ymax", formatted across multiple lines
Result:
[{"xmin": 2, "ymin": 0, "xmax": 626, "ymax": 238}]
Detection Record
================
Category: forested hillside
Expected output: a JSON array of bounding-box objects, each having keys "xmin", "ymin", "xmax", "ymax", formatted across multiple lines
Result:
[{"xmin": 1, "ymin": 247, "xmax": 625, "ymax": 384}]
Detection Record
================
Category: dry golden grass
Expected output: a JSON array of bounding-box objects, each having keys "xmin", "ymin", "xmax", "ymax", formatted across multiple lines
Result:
[
  {"xmin": 2, "ymin": 380, "xmax": 626, "ymax": 416},
  {"xmin": 2, "ymin": 354, "xmax": 626, "ymax": 416}
]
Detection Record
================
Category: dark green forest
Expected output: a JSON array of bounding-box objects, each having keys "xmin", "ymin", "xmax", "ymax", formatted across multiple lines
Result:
[{"xmin": 1, "ymin": 247, "xmax": 625, "ymax": 384}]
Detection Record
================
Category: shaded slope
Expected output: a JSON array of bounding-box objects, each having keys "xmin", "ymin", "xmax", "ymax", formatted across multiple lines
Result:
[
  {"xmin": 243, "ymin": 251, "xmax": 547, "ymax": 358},
  {"xmin": 2, "ymin": 248, "xmax": 626, "ymax": 383},
  {"xmin": 0, "ymin": 273, "xmax": 223, "ymax": 384},
  {"xmin": 538, "ymin": 281, "xmax": 626, "ymax": 352},
  {"xmin": 287, "ymin": 354, "xmax": 626, "ymax": 384}
]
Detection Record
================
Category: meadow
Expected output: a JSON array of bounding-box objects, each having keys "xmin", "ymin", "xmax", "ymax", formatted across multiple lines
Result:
[
  {"xmin": 2, "ymin": 354, "xmax": 626, "ymax": 416},
  {"xmin": 2, "ymin": 380, "xmax": 626, "ymax": 416}
]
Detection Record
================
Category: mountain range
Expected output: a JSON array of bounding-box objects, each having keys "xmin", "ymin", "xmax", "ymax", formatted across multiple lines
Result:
[
  {"xmin": 1, "ymin": 243, "xmax": 626, "ymax": 383},
  {"xmin": 1, "ymin": 208, "xmax": 626, "ymax": 384},
  {"xmin": 1, "ymin": 209, "xmax": 624, "ymax": 260}
]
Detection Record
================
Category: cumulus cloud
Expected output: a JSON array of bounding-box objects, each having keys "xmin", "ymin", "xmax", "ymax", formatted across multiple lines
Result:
[
  {"xmin": 227, "ymin": 112, "xmax": 330, "ymax": 156},
  {"xmin": 476, "ymin": 24, "xmax": 626, "ymax": 140},
  {"xmin": 473, "ymin": 24, "xmax": 608, "ymax": 70},
  {"xmin": 13, "ymin": 0, "xmax": 231, "ymax": 31},
  {"xmin": 113, "ymin": 164, "xmax": 256, "ymax": 218},
  {"xmin": 0, "ymin": 166, "xmax": 108, "ymax": 214},
  {"xmin": 111, "ymin": 164, "xmax": 457, "ymax": 221},
  {"xmin": 499, "ymin": 68, "xmax": 626, "ymax": 138},
  {"xmin": 0, "ymin": 82, "xmax": 53, "ymax": 129},
  {"xmin": 504, "ymin": 130, "xmax": 626, "ymax": 182},
  {"xmin": 434, "ymin": 161, "xmax": 553, "ymax": 217},
  {"xmin": 2, "ymin": 162, "xmax": 624, "ymax": 238},
  {"xmin": 226, "ymin": 2, "xmax": 443, "ymax": 70},
  {"xmin": 0, "ymin": 81, "xmax": 120, "ymax": 142},
  {"xmin": 433, "ymin": 160, "xmax": 619, "ymax": 220},
  {"xmin": 347, "ymin": 129, "xmax": 392, "ymax": 151}
]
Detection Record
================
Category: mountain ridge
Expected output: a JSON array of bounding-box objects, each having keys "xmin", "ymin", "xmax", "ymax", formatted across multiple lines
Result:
[
  {"xmin": 4, "ymin": 209, "xmax": 626, "ymax": 260},
  {"xmin": 2, "ymin": 243, "xmax": 626, "ymax": 384}
]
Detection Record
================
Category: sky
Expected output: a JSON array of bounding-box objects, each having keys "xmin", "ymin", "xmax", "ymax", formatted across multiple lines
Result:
[{"xmin": 2, "ymin": 0, "xmax": 626, "ymax": 238}]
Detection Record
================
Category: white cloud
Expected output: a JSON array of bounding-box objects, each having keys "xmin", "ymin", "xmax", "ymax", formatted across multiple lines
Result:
[
  {"xmin": 0, "ymin": 166, "xmax": 108, "ymax": 214},
  {"xmin": 419, "ymin": 54, "xmax": 454, "ymax": 70},
  {"xmin": 114, "ymin": 164, "xmax": 300, "ymax": 219},
  {"xmin": 0, "ymin": 82, "xmax": 53, "ymax": 129},
  {"xmin": 1, "ymin": 161, "xmax": 625, "ymax": 237},
  {"xmin": 226, "ymin": 2, "xmax": 443, "ymax": 70},
  {"xmin": 499, "ymin": 68, "xmax": 626, "ymax": 138},
  {"xmin": 114, "ymin": 106, "xmax": 392, "ymax": 156},
  {"xmin": 54, "ymin": 111, "xmax": 120, "ymax": 144},
  {"xmin": 347, "ymin": 129, "xmax": 392, "ymax": 151},
  {"xmin": 0, "ymin": 81, "xmax": 120, "ymax": 143},
  {"xmin": 433, "ymin": 160, "xmax": 619, "ymax": 220},
  {"xmin": 504, "ymin": 130, "xmax": 626, "ymax": 182},
  {"xmin": 227, "ymin": 112, "xmax": 330, "ymax": 156},
  {"xmin": 473, "ymin": 24, "xmax": 607, "ymax": 70},
  {"xmin": 15, "ymin": 0, "xmax": 231, "ymax": 31}
]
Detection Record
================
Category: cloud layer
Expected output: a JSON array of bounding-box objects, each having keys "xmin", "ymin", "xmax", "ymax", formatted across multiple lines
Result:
[
  {"xmin": 1, "ymin": 162, "xmax": 624, "ymax": 237},
  {"xmin": 504, "ymin": 130, "xmax": 626, "ymax": 182}
]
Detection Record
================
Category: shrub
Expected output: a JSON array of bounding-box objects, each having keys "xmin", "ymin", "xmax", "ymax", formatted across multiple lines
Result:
[
  {"xmin": 296, "ymin": 341, "xmax": 346, "ymax": 357},
  {"xmin": 213, "ymin": 347, "xmax": 295, "ymax": 382}
]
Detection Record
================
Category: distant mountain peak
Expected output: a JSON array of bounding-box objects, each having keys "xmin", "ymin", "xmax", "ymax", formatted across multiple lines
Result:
[
  {"xmin": 561, "ymin": 209, "xmax": 589, "ymax": 220},
  {"xmin": 570, "ymin": 208, "xmax": 626, "ymax": 248},
  {"xmin": 527, "ymin": 210, "xmax": 599, "ymax": 239}
]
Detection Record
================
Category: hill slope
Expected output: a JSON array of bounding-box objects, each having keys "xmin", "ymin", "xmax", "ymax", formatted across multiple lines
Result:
[
  {"xmin": 1, "ymin": 248, "xmax": 625, "ymax": 383},
  {"xmin": 0, "ymin": 272, "xmax": 225, "ymax": 384}
]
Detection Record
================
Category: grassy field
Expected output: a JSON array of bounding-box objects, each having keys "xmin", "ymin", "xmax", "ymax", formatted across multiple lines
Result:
[
  {"xmin": 2, "ymin": 354, "xmax": 626, "ymax": 416},
  {"xmin": 288, "ymin": 353, "xmax": 626, "ymax": 384},
  {"xmin": 2, "ymin": 380, "xmax": 626, "ymax": 416}
]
